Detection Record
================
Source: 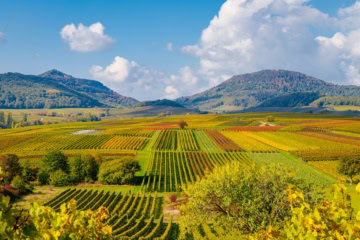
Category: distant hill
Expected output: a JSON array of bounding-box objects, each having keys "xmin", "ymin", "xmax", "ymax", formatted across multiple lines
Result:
[
  {"xmin": 257, "ymin": 92, "xmax": 321, "ymax": 108},
  {"xmin": 176, "ymin": 70, "xmax": 360, "ymax": 111},
  {"xmin": 310, "ymin": 96, "xmax": 360, "ymax": 107},
  {"xmin": 136, "ymin": 99, "xmax": 185, "ymax": 108},
  {"xmin": 127, "ymin": 99, "xmax": 196, "ymax": 117},
  {"xmin": 0, "ymin": 70, "xmax": 138, "ymax": 109}
]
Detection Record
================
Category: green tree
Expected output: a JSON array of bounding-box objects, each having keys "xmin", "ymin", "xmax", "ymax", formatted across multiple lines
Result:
[
  {"xmin": 41, "ymin": 150, "xmax": 69, "ymax": 173},
  {"xmin": 179, "ymin": 162, "xmax": 321, "ymax": 237},
  {"xmin": 70, "ymin": 155, "xmax": 85, "ymax": 183},
  {"xmin": 83, "ymin": 154, "xmax": 99, "ymax": 181},
  {"xmin": 0, "ymin": 111, "xmax": 5, "ymax": 126},
  {"xmin": 98, "ymin": 158, "xmax": 141, "ymax": 185},
  {"xmin": 0, "ymin": 154, "xmax": 22, "ymax": 183},
  {"xmin": 338, "ymin": 156, "xmax": 360, "ymax": 185},
  {"xmin": 5, "ymin": 112, "xmax": 13, "ymax": 128}
]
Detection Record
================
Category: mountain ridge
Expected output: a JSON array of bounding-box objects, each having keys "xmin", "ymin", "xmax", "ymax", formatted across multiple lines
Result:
[
  {"xmin": 176, "ymin": 69, "xmax": 360, "ymax": 111},
  {"xmin": 0, "ymin": 70, "xmax": 138, "ymax": 109}
]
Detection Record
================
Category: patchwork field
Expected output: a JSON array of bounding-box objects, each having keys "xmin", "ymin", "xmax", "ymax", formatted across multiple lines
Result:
[{"xmin": 1, "ymin": 112, "xmax": 360, "ymax": 238}]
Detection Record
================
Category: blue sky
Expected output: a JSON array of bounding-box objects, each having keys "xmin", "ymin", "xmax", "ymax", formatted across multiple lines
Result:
[{"xmin": 1, "ymin": 0, "xmax": 360, "ymax": 100}]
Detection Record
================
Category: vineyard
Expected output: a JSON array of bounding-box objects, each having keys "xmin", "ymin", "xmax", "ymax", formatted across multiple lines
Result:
[
  {"xmin": 141, "ymin": 151, "xmax": 252, "ymax": 192},
  {"xmin": 1, "ymin": 112, "xmax": 360, "ymax": 239},
  {"xmin": 44, "ymin": 189, "xmax": 172, "ymax": 239}
]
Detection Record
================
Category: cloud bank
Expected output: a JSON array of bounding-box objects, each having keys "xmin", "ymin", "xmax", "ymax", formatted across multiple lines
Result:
[{"xmin": 61, "ymin": 22, "xmax": 115, "ymax": 52}]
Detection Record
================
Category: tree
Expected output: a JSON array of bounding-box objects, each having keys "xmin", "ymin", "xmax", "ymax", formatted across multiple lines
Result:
[
  {"xmin": 0, "ymin": 111, "xmax": 5, "ymax": 126},
  {"xmin": 178, "ymin": 120, "xmax": 188, "ymax": 130},
  {"xmin": 98, "ymin": 158, "xmax": 141, "ymax": 185},
  {"xmin": 0, "ymin": 154, "xmax": 22, "ymax": 183},
  {"xmin": 22, "ymin": 113, "xmax": 28, "ymax": 123},
  {"xmin": 41, "ymin": 150, "xmax": 69, "ymax": 173},
  {"xmin": 5, "ymin": 112, "xmax": 13, "ymax": 128},
  {"xmin": 179, "ymin": 162, "xmax": 321, "ymax": 237},
  {"xmin": 83, "ymin": 154, "xmax": 99, "ymax": 181},
  {"xmin": 338, "ymin": 156, "xmax": 360, "ymax": 184},
  {"xmin": 70, "ymin": 155, "xmax": 85, "ymax": 183}
]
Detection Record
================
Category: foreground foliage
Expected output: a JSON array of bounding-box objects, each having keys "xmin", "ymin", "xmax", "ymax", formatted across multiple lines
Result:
[
  {"xmin": 254, "ymin": 184, "xmax": 360, "ymax": 239},
  {"xmin": 0, "ymin": 167, "xmax": 112, "ymax": 240},
  {"xmin": 179, "ymin": 162, "xmax": 321, "ymax": 237}
]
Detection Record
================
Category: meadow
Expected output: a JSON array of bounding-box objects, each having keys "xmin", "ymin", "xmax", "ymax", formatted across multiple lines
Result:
[{"xmin": 1, "ymin": 111, "xmax": 360, "ymax": 239}]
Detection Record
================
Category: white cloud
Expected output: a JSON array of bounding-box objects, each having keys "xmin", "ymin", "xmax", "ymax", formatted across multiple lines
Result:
[
  {"xmin": 90, "ymin": 56, "xmax": 170, "ymax": 100},
  {"xmin": 90, "ymin": 57, "xmax": 203, "ymax": 100},
  {"xmin": 166, "ymin": 42, "xmax": 173, "ymax": 51},
  {"xmin": 60, "ymin": 22, "xmax": 115, "ymax": 52},
  {"xmin": 181, "ymin": 0, "xmax": 360, "ymax": 86},
  {"xmin": 164, "ymin": 86, "xmax": 180, "ymax": 99}
]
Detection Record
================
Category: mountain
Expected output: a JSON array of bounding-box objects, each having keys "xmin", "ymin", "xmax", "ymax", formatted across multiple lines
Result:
[
  {"xmin": 176, "ymin": 70, "xmax": 360, "ymax": 111},
  {"xmin": 0, "ymin": 70, "xmax": 138, "ymax": 109}
]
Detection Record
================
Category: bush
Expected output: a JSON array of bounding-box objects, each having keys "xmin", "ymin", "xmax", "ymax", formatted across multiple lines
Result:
[
  {"xmin": 10, "ymin": 175, "xmax": 32, "ymax": 194},
  {"xmin": 49, "ymin": 170, "xmax": 71, "ymax": 186},
  {"xmin": 0, "ymin": 154, "xmax": 22, "ymax": 183},
  {"xmin": 168, "ymin": 194, "xmax": 177, "ymax": 203},
  {"xmin": 98, "ymin": 158, "xmax": 141, "ymax": 185}
]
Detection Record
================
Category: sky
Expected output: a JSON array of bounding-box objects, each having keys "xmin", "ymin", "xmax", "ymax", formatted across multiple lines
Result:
[{"xmin": 1, "ymin": 0, "xmax": 360, "ymax": 100}]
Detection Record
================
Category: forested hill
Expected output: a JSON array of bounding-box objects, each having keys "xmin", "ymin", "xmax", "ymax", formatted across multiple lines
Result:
[
  {"xmin": 0, "ymin": 70, "xmax": 138, "ymax": 109},
  {"xmin": 176, "ymin": 70, "xmax": 360, "ymax": 111}
]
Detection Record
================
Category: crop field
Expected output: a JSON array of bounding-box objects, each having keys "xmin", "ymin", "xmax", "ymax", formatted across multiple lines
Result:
[
  {"xmin": 44, "ymin": 189, "xmax": 171, "ymax": 239},
  {"xmin": 141, "ymin": 151, "xmax": 252, "ymax": 192},
  {"xmin": 1, "ymin": 112, "xmax": 360, "ymax": 238}
]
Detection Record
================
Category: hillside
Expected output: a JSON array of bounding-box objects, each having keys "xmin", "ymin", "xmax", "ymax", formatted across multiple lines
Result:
[
  {"xmin": 257, "ymin": 92, "xmax": 321, "ymax": 108},
  {"xmin": 176, "ymin": 70, "xmax": 360, "ymax": 111},
  {"xmin": 0, "ymin": 70, "xmax": 138, "ymax": 109}
]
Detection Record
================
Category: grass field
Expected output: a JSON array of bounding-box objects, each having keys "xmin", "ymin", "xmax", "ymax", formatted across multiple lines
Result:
[{"xmin": 2, "ymin": 112, "xmax": 360, "ymax": 238}]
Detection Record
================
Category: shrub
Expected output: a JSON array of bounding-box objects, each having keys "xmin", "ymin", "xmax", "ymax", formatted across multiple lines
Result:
[
  {"xmin": 0, "ymin": 154, "xmax": 22, "ymax": 183},
  {"xmin": 49, "ymin": 170, "xmax": 71, "ymax": 186},
  {"xmin": 98, "ymin": 158, "xmax": 140, "ymax": 185},
  {"xmin": 10, "ymin": 175, "xmax": 32, "ymax": 194},
  {"xmin": 168, "ymin": 194, "xmax": 177, "ymax": 203}
]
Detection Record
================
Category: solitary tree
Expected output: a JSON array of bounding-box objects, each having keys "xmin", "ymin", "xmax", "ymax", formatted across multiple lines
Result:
[
  {"xmin": 178, "ymin": 120, "xmax": 188, "ymax": 130},
  {"xmin": 338, "ymin": 156, "xmax": 360, "ymax": 185}
]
